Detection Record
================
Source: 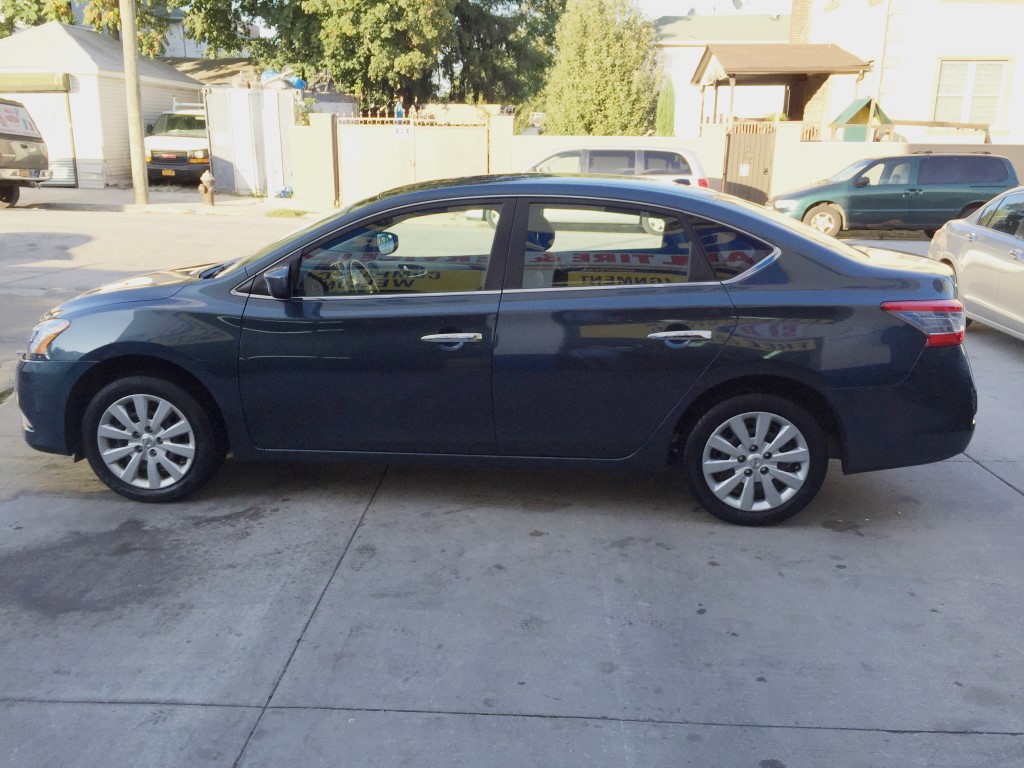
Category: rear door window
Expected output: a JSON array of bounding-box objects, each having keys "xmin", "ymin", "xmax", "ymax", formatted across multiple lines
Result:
[
  {"xmin": 586, "ymin": 150, "xmax": 636, "ymax": 175},
  {"xmin": 644, "ymin": 151, "xmax": 691, "ymax": 174},
  {"xmin": 0, "ymin": 101, "xmax": 42, "ymax": 140},
  {"xmin": 688, "ymin": 217, "xmax": 776, "ymax": 280},
  {"xmin": 919, "ymin": 155, "xmax": 1011, "ymax": 185}
]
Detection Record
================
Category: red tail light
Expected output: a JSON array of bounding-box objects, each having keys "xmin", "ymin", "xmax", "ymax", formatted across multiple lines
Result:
[
  {"xmin": 881, "ymin": 300, "xmax": 966, "ymax": 347},
  {"xmin": 697, "ymin": 178, "xmax": 709, "ymax": 188}
]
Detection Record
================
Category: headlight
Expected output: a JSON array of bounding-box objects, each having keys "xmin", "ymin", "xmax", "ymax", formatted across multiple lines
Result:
[
  {"xmin": 26, "ymin": 319, "xmax": 70, "ymax": 359},
  {"xmin": 188, "ymin": 149, "xmax": 208, "ymax": 160},
  {"xmin": 145, "ymin": 149, "xmax": 151, "ymax": 162},
  {"xmin": 772, "ymin": 199, "xmax": 798, "ymax": 211}
]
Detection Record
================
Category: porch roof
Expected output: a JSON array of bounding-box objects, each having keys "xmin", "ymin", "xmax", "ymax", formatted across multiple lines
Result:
[{"xmin": 691, "ymin": 43, "xmax": 870, "ymax": 86}]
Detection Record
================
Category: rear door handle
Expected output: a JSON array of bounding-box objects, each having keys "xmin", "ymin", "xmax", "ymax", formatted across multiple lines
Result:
[{"xmin": 1011, "ymin": 249, "xmax": 1024, "ymax": 261}]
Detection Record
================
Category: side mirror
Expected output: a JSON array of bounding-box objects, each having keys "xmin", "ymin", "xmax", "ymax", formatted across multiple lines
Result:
[
  {"xmin": 263, "ymin": 266, "xmax": 291, "ymax": 299},
  {"xmin": 376, "ymin": 232, "xmax": 398, "ymax": 256},
  {"xmin": 145, "ymin": 124, "xmax": 153, "ymax": 135},
  {"xmin": 853, "ymin": 177, "xmax": 870, "ymax": 188}
]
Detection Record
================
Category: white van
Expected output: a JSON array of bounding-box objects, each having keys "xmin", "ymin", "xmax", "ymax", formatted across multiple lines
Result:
[
  {"xmin": 0, "ymin": 98, "xmax": 52, "ymax": 208},
  {"xmin": 144, "ymin": 103, "xmax": 210, "ymax": 183}
]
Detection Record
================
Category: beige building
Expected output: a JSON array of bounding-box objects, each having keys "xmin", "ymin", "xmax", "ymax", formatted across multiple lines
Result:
[{"xmin": 797, "ymin": 0, "xmax": 1023, "ymax": 142}]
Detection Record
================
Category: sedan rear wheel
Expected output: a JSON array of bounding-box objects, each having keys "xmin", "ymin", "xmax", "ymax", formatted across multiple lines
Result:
[
  {"xmin": 803, "ymin": 204, "xmax": 842, "ymax": 237},
  {"xmin": 683, "ymin": 395, "xmax": 828, "ymax": 525},
  {"xmin": 83, "ymin": 376, "xmax": 223, "ymax": 502}
]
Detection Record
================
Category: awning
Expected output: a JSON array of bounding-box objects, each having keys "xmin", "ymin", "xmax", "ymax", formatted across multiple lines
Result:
[
  {"xmin": 692, "ymin": 43, "xmax": 870, "ymax": 86},
  {"xmin": 0, "ymin": 72, "xmax": 70, "ymax": 92}
]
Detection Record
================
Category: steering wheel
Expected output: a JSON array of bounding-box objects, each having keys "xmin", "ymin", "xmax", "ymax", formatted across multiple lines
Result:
[{"xmin": 345, "ymin": 259, "xmax": 380, "ymax": 295}]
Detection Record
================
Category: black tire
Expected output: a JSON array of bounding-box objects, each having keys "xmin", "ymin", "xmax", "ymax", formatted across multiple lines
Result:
[
  {"xmin": 682, "ymin": 394, "xmax": 828, "ymax": 526},
  {"xmin": 924, "ymin": 230, "xmax": 937, "ymax": 239},
  {"xmin": 0, "ymin": 184, "xmax": 20, "ymax": 208},
  {"xmin": 82, "ymin": 376, "xmax": 224, "ymax": 502},
  {"xmin": 802, "ymin": 203, "xmax": 842, "ymax": 237}
]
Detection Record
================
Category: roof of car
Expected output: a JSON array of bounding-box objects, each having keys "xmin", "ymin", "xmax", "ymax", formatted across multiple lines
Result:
[{"xmin": 372, "ymin": 173, "xmax": 718, "ymax": 204}]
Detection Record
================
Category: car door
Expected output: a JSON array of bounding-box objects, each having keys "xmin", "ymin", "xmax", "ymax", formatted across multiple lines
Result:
[
  {"xmin": 845, "ymin": 157, "xmax": 915, "ymax": 228},
  {"xmin": 992, "ymin": 193, "xmax": 1024, "ymax": 335},
  {"xmin": 238, "ymin": 201, "xmax": 508, "ymax": 454},
  {"xmin": 491, "ymin": 199, "xmax": 739, "ymax": 459},
  {"xmin": 957, "ymin": 193, "xmax": 1024, "ymax": 327}
]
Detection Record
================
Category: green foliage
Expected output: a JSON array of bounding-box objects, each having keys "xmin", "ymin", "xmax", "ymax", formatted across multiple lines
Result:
[
  {"xmin": 0, "ymin": 0, "xmax": 167, "ymax": 56},
  {"xmin": 295, "ymin": 96, "xmax": 318, "ymax": 126},
  {"xmin": 655, "ymin": 77, "xmax": 674, "ymax": 136},
  {"xmin": 1, "ymin": 0, "xmax": 74, "ymax": 38},
  {"xmin": 541, "ymin": 0, "xmax": 660, "ymax": 136}
]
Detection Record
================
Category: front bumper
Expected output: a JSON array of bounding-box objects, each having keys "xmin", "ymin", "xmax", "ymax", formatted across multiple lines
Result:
[
  {"xmin": 16, "ymin": 357, "xmax": 91, "ymax": 456},
  {"xmin": 834, "ymin": 345, "xmax": 976, "ymax": 474},
  {"xmin": 146, "ymin": 160, "xmax": 209, "ymax": 182}
]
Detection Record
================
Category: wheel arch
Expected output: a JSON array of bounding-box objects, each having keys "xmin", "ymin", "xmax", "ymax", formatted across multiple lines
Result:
[
  {"xmin": 65, "ymin": 355, "xmax": 229, "ymax": 458},
  {"xmin": 671, "ymin": 375, "xmax": 846, "ymax": 464}
]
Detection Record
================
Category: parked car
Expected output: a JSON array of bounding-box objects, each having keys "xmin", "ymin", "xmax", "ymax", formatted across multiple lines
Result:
[
  {"xmin": 767, "ymin": 152, "xmax": 1019, "ymax": 237},
  {"xmin": 925, "ymin": 185, "xmax": 1024, "ymax": 341},
  {"xmin": 145, "ymin": 102, "xmax": 210, "ymax": 183},
  {"xmin": 16, "ymin": 175, "xmax": 975, "ymax": 525},
  {"xmin": 0, "ymin": 98, "xmax": 52, "ymax": 208},
  {"xmin": 485, "ymin": 147, "xmax": 709, "ymax": 235}
]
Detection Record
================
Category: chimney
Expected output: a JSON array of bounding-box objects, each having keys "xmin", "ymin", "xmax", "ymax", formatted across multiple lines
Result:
[{"xmin": 790, "ymin": 0, "xmax": 813, "ymax": 43}]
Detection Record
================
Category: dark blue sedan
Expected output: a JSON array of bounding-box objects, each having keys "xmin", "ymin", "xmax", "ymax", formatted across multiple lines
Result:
[{"xmin": 16, "ymin": 175, "xmax": 976, "ymax": 525}]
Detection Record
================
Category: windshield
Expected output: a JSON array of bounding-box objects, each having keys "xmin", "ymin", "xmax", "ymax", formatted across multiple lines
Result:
[
  {"xmin": 152, "ymin": 113, "xmax": 206, "ymax": 138},
  {"xmin": 828, "ymin": 159, "xmax": 873, "ymax": 183}
]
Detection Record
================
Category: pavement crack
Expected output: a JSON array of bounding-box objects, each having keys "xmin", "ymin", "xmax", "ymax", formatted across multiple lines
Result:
[
  {"xmin": 230, "ymin": 465, "xmax": 390, "ymax": 768},
  {"xmin": 963, "ymin": 451, "xmax": 1024, "ymax": 496}
]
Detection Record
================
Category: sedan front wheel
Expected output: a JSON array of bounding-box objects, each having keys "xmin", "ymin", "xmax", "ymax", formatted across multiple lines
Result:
[
  {"xmin": 683, "ymin": 395, "xmax": 828, "ymax": 525},
  {"xmin": 83, "ymin": 376, "xmax": 224, "ymax": 502}
]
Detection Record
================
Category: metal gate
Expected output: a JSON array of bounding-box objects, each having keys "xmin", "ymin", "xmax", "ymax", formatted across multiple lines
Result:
[{"xmin": 723, "ymin": 122, "xmax": 776, "ymax": 204}]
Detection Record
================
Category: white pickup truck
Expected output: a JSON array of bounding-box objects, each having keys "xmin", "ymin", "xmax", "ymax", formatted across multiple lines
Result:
[{"xmin": 145, "ymin": 103, "xmax": 210, "ymax": 183}]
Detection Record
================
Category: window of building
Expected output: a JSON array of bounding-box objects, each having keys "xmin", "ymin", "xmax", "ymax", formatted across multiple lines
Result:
[{"xmin": 934, "ymin": 61, "xmax": 1005, "ymax": 126}]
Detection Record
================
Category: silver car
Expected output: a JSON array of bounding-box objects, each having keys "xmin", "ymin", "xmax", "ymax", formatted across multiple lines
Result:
[{"xmin": 926, "ymin": 186, "xmax": 1024, "ymax": 341}]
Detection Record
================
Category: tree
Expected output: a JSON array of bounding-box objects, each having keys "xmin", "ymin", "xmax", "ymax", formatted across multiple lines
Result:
[
  {"xmin": 540, "ymin": 0, "xmax": 659, "ymax": 136},
  {"xmin": 1, "ymin": 0, "xmax": 168, "ymax": 56},
  {"xmin": 654, "ymin": 77, "xmax": 674, "ymax": 136},
  {"xmin": 1, "ymin": 0, "xmax": 75, "ymax": 38},
  {"xmin": 176, "ymin": 0, "xmax": 565, "ymax": 110}
]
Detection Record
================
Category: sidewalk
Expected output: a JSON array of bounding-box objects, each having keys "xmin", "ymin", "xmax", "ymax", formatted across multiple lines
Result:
[{"xmin": 15, "ymin": 183, "xmax": 336, "ymax": 219}]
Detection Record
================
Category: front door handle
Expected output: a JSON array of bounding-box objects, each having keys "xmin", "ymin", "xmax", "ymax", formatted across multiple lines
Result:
[
  {"xmin": 421, "ymin": 332, "xmax": 483, "ymax": 351},
  {"xmin": 647, "ymin": 330, "xmax": 712, "ymax": 341},
  {"xmin": 1011, "ymin": 249, "xmax": 1024, "ymax": 261},
  {"xmin": 648, "ymin": 330, "xmax": 712, "ymax": 348},
  {"xmin": 966, "ymin": 232, "xmax": 977, "ymax": 242}
]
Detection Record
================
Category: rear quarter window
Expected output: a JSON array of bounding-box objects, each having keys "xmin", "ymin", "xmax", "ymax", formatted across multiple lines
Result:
[
  {"xmin": 689, "ymin": 217, "xmax": 775, "ymax": 280},
  {"xmin": 644, "ymin": 151, "xmax": 692, "ymax": 174},
  {"xmin": 918, "ymin": 155, "xmax": 1010, "ymax": 185}
]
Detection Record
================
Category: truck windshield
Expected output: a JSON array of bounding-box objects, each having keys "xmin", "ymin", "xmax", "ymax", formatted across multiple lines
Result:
[{"xmin": 152, "ymin": 113, "xmax": 206, "ymax": 138}]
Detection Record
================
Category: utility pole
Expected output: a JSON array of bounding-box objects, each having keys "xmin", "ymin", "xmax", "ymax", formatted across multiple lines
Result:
[{"xmin": 119, "ymin": 0, "xmax": 148, "ymax": 204}]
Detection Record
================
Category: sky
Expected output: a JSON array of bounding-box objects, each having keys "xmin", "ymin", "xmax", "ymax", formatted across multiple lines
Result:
[{"xmin": 636, "ymin": 0, "xmax": 791, "ymax": 18}]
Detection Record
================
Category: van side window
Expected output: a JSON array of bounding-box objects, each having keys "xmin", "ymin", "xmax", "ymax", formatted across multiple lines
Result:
[
  {"xmin": 587, "ymin": 150, "xmax": 635, "ymax": 174},
  {"xmin": 536, "ymin": 152, "xmax": 581, "ymax": 173},
  {"xmin": 645, "ymin": 151, "xmax": 691, "ymax": 174},
  {"xmin": 919, "ymin": 156, "xmax": 1010, "ymax": 185}
]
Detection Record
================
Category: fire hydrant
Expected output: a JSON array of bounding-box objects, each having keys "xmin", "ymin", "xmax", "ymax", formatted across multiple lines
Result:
[{"xmin": 198, "ymin": 169, "xmax": 215, "ymax": 206}]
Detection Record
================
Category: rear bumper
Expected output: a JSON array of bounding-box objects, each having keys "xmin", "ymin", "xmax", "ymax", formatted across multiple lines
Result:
[
  {"xmin": 835, "ymin": 345, "xmax": 976, "ymax": 474},
  {"xmin": 0, "ymin": 168, "xmax": 52, "ymax": 185}
]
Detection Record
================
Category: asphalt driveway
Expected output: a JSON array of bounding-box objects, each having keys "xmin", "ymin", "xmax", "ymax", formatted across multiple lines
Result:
[{"xmin": 1, "ymin": 208, "xmax": 1022, "ymax": 767}]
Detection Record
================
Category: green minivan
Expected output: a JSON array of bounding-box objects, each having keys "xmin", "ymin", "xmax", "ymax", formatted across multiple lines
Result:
[{"xmin": 766, "ymin": 152, "xmax": 1019, "ymax": 236}]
